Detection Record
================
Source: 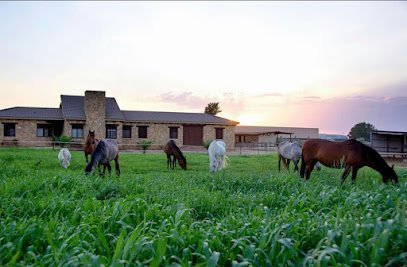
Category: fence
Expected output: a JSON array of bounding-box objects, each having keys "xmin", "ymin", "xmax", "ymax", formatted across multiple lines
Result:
[{"xmin": 235, "ymin": 142, "xmax": 277, "ymax": 155}]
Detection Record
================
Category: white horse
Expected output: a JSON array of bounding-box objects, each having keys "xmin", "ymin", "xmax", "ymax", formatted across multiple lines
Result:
[
  {"xmin": 208, "ymin": 140, "xmax": 228, "ymax": 173},
  {"xmin": 278, "ymin": 141, "xmax": 302, "ymax": 172},
  {"xmin": 58, "ymin": 148, "xmax": 71, "ymax": 169}
]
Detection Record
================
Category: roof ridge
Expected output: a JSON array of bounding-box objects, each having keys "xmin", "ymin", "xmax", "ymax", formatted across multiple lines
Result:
[
  {"xmin": 122, "ymin": 110, "xmax": 207, "ymax": 114},
  {"xmin": 1, "ymin": 106, "xmax": 60, "ymax": 110}
]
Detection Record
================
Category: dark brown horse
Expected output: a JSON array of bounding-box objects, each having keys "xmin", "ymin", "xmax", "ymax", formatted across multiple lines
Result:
[
  {"xmin": 164, "ymin": 140, "xmax": 187, "ymax": 170},
  {"xmin": 84, "ymin": 130, "xmax": 99, "ymax": 163},
  {"xmin": 300, "ymin": 139, "xmax": 398, "ymax": 185}
]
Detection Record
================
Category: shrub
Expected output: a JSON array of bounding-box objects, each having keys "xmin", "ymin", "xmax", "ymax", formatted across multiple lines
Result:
[
  {"xmin": 54, "ymin": 135, "xmax": 73, "ymax": 148},
  {"xmin": 202, "ymin": 140, "xmax": 212, "ymax": 150},
  {"xmin": 137, "ymin": 140, "xmax": 152, "ymax": 154}
]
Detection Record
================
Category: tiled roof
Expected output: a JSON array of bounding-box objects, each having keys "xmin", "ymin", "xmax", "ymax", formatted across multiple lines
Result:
[
  {"xmin": 122, "ymin": 110, "xmax": 239, "ymax": 126},
  {"xmin": 106, "ymin": 98, "xmax": 124, "ymax": 120},
  {"xmin": 0, "ymin": 107, "xmax": 63, "ymax": 120},
  {"xmin": 61, "ymin": 95, "xmax": 85, "ymax": 120},
  {"xmin": 0, "ymin": 93, "xmax": 238, "ymax": 126}
]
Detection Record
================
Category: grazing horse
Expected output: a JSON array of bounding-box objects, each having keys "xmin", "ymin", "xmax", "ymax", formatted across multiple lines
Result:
[
  {"xmin": 163, "ymin": 140, "xmax": 187, "ymax": 170},
  {"xmin": 84, "ymin": 130, "xmax": 99, "ymax": 163},
  {"xmin": 58, "ymin": 148, "xmax": 71, "ymax": 169},
  {"xmin": 278, "ymin": 141, "xmax": 302, "ymax": 172},
  {"xmin": 300, "ymin": 139, "xmax": 398, "ymax": 185},
  {"xmin": 85, "ymin": 139, "xmax": 120, "ymax": 177},
  {"xmin": 208, "ymin": 140, "xmax": 228, "ymax": 173}
]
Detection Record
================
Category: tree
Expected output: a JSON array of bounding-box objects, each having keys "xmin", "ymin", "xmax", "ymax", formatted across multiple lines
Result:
[
  {"xmin": 204, "ymin": 102, "xmax": 222, "ymax": 115},
  {"xmin": 348, "ymin": 122, "xmax": 376, "ymax": 142}
]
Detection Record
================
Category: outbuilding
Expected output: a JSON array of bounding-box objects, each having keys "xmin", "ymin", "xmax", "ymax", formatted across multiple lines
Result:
[{"xmin": 370, "ymin": 130, "xmax": 407, "ymax": 158}]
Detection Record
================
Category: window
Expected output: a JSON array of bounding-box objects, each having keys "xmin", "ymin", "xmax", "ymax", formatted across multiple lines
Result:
[
  {"xmin": 123, "ymin": 125, "xmax": 132, "ymax": 138},
  {"xmin": 169, "ymin": 127, "xmax": 178, "ymax": 139},
  {"xmin": 3, "ymin": 123, "xmax": 16, "ymax": 137},
  {"xmin": 37, "ymin": 124, "xmax": 52, "ymax": 137},
  {"xmin": 106, "ymin": 125, "xmax": 117, "ymax": 139},
  {"xmin": 215, "ymin": 128, "xmax": 224, "ymax": 139},
  {"xmin": 71, "ymin": 124, "xmax": 84, "ymax": 138},
  {"xmin": 138, "ymin": 126, "xmax": 148, "ymax": 138}
]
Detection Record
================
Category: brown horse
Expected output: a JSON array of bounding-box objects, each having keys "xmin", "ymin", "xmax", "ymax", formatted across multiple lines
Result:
[
  {"xmin": 84, "ymin": 130, "xmax": 99, "ymax": 163},
  {"xmin": 164, "ymin": 140, "xmax": 187, "ymax": 170},
  {"xmin": 300, "ymin": 139, "xmax": 398, "ymax": 185}
]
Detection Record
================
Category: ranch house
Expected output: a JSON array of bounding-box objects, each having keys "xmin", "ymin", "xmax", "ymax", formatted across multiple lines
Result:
[{"xmin": 0, "ymin": 91, "xmax": 239, "ymax": 150}]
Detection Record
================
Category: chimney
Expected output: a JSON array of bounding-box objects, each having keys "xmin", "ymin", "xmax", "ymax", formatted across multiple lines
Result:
[{"xmin": 84, "ymin": 91, "xmax": 106, "ymax": 138}]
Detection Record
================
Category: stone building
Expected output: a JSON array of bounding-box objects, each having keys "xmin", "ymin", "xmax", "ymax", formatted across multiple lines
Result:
[{"xmin": 0, "ymin": 91, "xmax": 239, "ymax": 150}]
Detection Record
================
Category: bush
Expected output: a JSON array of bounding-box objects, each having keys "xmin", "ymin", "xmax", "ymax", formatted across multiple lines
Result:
[
  {"xmin": 54, "ymin": 135, "xmax": 73, "ymax": 148},
  {"xmin": 137, "ymin": 140, "xmax": 152, "ymax": 154},
  {"xmin": 202, "ymin": 140, "xmax": 212, "ymax": 150}
]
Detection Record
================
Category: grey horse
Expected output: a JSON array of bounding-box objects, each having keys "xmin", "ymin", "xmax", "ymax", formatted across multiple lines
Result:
[{"xmin": 85, "ymin": 139, "xmax": 120, "ymax": 176}]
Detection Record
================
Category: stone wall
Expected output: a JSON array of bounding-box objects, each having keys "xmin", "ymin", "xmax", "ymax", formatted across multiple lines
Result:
[
  {"xmin": 84, "ymin": 91, "xmax": 106, "ymax": 139},
  {"xmin": 63, "ymin": 120, "xmax": 86, "ymax": 143},
  {"xmin": 116, "ymin": 123, "xmax": 184, "ymax": 150},
  {"xmin": 1, "ymin": 118, "xmax": 237, "ymax": 150},
  {"xmin": 0, "ymin": 119, "xmax": 54, "ymax": 147},
  {"xmin": 203, "ymin": 125, "xmax": 235, "ymax": 150}
]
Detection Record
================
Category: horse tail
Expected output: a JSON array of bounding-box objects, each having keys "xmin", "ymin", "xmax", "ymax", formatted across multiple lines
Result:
[
  {"xmin": 300, "ymin": 153, "xmax": 305, "ymax": 178},
  {"xmin": 222, "ymin": 155, "xmax": 229, "ymax": 169}
]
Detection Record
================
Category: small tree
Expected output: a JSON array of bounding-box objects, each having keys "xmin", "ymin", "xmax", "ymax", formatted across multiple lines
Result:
[
  {"xmin": 204, "ymin": 102, "xmax": 222, "ymax": 115},
  {"xmin": 348, "ymin": 122, "xmax": 376, "ymax": 142},
  {"xmin": 137, "ymin": 140, "xmax": 152, "ymax": 154}
]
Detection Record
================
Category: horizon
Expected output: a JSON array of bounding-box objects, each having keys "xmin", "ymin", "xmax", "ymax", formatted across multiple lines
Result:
[{"xmin": 1, "ymin": 2, "xmax": 406, "ymax": 135}]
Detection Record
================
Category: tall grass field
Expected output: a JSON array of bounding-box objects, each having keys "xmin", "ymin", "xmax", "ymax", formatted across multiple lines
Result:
[{"xmin": 0, "ymin": 148, "xmax": 406, "ymax": 266}]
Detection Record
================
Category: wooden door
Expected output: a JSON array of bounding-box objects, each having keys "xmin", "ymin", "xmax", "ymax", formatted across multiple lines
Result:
[{"xmin": 183, "ymin": 125, "xmax": 203, "ymax": 146}]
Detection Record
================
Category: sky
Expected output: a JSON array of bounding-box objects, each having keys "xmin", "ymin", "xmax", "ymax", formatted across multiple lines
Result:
[{"xmin": 0, "ymin": 1, "xmax": 406, "ymax": 134}]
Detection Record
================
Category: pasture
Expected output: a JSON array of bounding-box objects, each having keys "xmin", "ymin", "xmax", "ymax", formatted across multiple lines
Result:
[{"xmin": 0, "ymin": 148, "xmax": 406, "ymax": 266}]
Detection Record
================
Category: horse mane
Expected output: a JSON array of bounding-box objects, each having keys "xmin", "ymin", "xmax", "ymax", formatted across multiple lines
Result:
[
  {"xmin": 90, "ymin": 140, "xmax": 106, "ymax": 165},
  {"xmin": 346, "ymin": 139, "xmax": 389, "ymax": 171},
  {"xmin": 169, "ymin": 140, "xmax": 185, "ymax": 161}
]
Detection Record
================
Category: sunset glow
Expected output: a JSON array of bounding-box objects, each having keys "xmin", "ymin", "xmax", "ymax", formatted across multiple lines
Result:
[{"xmin": 0, "ymin": 2, "xmax": 406, "ymax": 134}]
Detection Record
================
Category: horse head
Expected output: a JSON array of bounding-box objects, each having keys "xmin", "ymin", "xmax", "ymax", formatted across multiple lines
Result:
[
  {"xmin": 178, "ymin": 156, "xmax": 187, "ymax": 170},
  {"xmin": 87, "ymin": 130, "xmax": 97, "ymax": 145},
  {"xmin": 383, "ymin": 164, "xmax": 399, "ymax": 184}
]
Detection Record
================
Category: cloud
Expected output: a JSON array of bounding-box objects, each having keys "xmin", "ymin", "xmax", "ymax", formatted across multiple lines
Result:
[
  {"xmin": 254, "ymin": 93, "xmax": 284, "ymax": 98},
  {"xmin": 273, "ymin": 95, "xmax": 407, "ymax": 134}
]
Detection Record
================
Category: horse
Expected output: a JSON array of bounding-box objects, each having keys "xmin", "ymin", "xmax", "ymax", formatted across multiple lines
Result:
[
  {"xmin": 163, "ymin": 140, "xmax": 187, "ymax": 170},
  {"xmin": 300, "ymin": 139, "xmax": 398, "ymax": 185},
  {"xmin": 58, "ymin": 148, "xmax": 71, "ymax": 169},
  {"xmin": 85, "ymin": 139, "xmax": 120, "ymax": 177},
  {"xmin": 84, "ymin": 130, "xmax": 99, "ymax": 163},
  {"xmin": 208, "ymin": 140, "xmax": 228, "ymax": 173},
  {"xmin": 278, "ymin": 141, "xmax": 302, "ymax": 172}
]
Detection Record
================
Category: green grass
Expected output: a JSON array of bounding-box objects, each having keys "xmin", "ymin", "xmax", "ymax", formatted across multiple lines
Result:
[{"xmin": 0, "ymin": 148, "xmax": 406, "ymax": 266}]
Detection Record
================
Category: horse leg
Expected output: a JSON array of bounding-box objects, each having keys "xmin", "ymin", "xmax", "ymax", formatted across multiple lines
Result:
[
  {"xmin": 351, "ymin": 167, "xmax": 359, "ymax": 184},
  {"xmin": 100, "ymin": 164, "xmax": 106, "ymax": 177},
  {"xmin": 293, "ymin": 160, "xmax": 299, "ymax": 172},
  {"xmin": 305, "ymin": 160, "xmax": 317, "ymax": 180},
  {"xmin": 106, "ymin": 162, "xmax": 112, "ymax": 176},
  {"xmin": 278, "ymin": 154, "xmax": 281, "ymax": 172},
  {"xmin": 167, "ymin": 154, "xmax": 171, "ymax": 169},
  {"xmin": 340, "ymin": 165, "xmax": 352, "ymax": 185},
  {"xmin": 285, "ymin": 159, "xmax": 291, "ymax": 171},
  {"xmin": 300, "ymin": 155, "xmax": 306, "ymax": 178},
  {"xmin": 85, "ymin": 153, "xmax": 89, "ymax": 163},
  {"xmin": 115, "ymin": 156, "xmax": 121, "ymax": 176},
  {"xmin": 170, "ymin": 155, "xmax": 174, "ymax": 169}
]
